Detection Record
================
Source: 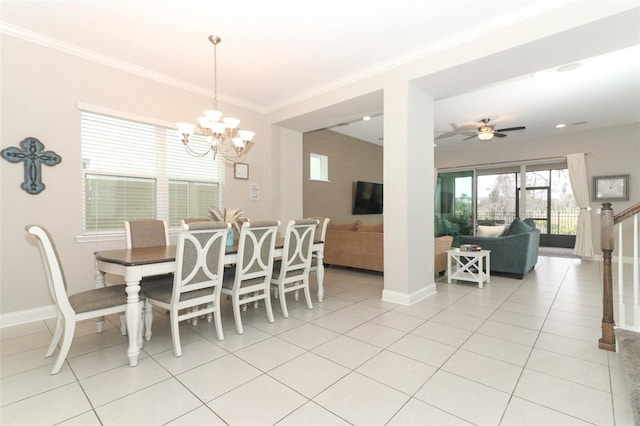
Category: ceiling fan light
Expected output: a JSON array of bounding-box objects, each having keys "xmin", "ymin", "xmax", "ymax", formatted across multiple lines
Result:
[{"xmin": 478, "ymin": 132, "xmax": 494, "ymax": 141}]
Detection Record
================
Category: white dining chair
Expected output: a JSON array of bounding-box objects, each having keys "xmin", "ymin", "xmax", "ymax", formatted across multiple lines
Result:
[
  {"xmin": 180, "ymin": 218, "xmax": 210, "ymax": 226},
  {"xmin": 143, "ymin": 221, "xmax": 229, "ymax": 356},
  {"xmin": 271, "ymin": 219, "xmax": 317, "ymax": 318},
  {"xmin": 119, "ymin": 219, "xmax": 172, "ymax": 334},
  {"xmin": 124, "ymin": 219, "xmax": 170, "ymax": 249},
  {"xmin": 26, "ymin": 224, "xmax": 144, "ymax": 375},
  {"xmin": 308, "ymin": 217, "xmax": 329, "ymax": 276},
  {"xmin": 221, "ymin": 220, "xmax": 280, "ymax": 334}
]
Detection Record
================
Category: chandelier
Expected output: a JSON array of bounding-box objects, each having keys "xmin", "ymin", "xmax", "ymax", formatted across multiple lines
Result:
[{"xmin": 176, "ymin": 35, "xmax": 255, "ymax": 162}]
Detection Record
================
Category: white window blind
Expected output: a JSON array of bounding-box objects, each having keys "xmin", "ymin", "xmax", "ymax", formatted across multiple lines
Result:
[{"xmin": 81, "ymin": 111, "xmax": 224, "ymax": 232}]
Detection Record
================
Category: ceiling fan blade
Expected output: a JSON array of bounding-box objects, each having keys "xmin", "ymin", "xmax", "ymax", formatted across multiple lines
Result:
[
  {"xmin": 494, "ymin": 133, "xmax": 507, "ymax": 137},
  {"xmin": 495, "ymin": 126, "xmax": 525, "ymax": 132},
  {"xmin": 463, "ymin": 134, "xmax": 478, "ymax": 140}
]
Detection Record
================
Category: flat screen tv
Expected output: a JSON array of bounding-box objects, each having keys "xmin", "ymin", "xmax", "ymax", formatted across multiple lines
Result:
[{"xmin": 352, "ymin": 181, "xmax": 383, "ymax": 215}]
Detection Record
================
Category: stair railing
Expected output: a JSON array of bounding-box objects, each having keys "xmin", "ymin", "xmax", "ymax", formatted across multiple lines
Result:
[{"xmin": 600, "ymin": 202, "xmax": 640, "ymax": 351}]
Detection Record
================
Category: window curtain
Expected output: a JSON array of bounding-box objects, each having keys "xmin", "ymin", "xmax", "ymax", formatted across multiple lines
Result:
[{"xmin": 567, "ymin": 153, "xmax": 594, "ymax": 257}]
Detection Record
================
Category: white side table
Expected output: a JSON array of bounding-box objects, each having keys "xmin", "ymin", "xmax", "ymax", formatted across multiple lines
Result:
[{"xmin": 447, "ymin": 248, "xmax": 491, "ymax": 288}]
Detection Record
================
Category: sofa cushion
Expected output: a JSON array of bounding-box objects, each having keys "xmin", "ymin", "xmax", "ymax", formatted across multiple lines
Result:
[
  {"xmin": 356, "ymin": 222, "xmax": 383, "ymax": 233},
  {"xmin": 477, "ymin": 225, "xmax": 506, "ymax": 237},
  {"xmin": 504, "ymin": 218, "xmax": 534, "ymax": 236},
  {"xmin": 328, "ymin": 222, "xmax": 358, "ymax": 231}
]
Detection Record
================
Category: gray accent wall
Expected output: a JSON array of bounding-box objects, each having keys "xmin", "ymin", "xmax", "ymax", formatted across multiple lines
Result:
[{"xmin": 303, "ymin": 129, "xmax": 383, "ymax": 224}]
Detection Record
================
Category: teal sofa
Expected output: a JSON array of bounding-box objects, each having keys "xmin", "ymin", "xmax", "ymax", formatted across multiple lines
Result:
[{"xmin": 459, "ymin": 219, "xmax": 540, "ymax": 279}]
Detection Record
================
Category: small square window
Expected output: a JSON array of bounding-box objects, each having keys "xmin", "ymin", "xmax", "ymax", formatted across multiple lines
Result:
[{"xmin": 310, "ymin": 153, "xmax": 329, "ymax": 181}]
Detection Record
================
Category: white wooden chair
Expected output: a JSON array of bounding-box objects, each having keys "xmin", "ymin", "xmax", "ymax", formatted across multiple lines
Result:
[
  {"xmin": 271, "ymin": 219, "xmax": 317, "ymax": 318},
  {"xmin": 124, "ymin": 219, "xmax": 169, "ymax": 249},
  {"xmin": 309, "ymin": 217, "xmax": 330, "ymax": 276},
  {"xmin": 26, "ymin": 224, "xmax": 144, "ymax": 375},
  {"xmin": 143, "ymin": 221, "xmax": 229, "ymax": 356},
  {"xmin": 180, "ymin": 218, "xmax": 210, "ymax": 226},
  {"xmin": 120, "ymin": 219, "xmax": 171, "ymax": 334},
  {"xmin": 221, "ymin": 220, "xmax": 280, "ymax": 334}
]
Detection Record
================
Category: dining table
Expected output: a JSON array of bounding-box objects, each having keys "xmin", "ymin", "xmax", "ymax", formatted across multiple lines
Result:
[{"xmin": 93, "ymin": 240, "xmax": 325, "ymax": 367}]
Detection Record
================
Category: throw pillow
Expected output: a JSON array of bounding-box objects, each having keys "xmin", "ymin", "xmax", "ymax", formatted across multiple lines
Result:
[
  {"xmin": 504, "ymin": 218, "xmax": 534, "ymax": 236},
  {"xmin": 477, "ymin": 225, "xmax": 506, "ymax": 237}
]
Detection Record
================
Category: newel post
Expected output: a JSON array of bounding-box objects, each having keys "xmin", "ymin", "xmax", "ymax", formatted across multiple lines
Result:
[{"xmin": 599, "ymin": 202, "xmax": 616, "ymax": 351}]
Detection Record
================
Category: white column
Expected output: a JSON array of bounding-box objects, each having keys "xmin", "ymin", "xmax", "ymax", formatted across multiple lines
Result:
[
  {"xmin": 382, "ymin": 80, "xmax": 436, "ymax": 305},
  {"xmin": 271, "ymin": 125, "xmax": 303, "ymax": 224}
]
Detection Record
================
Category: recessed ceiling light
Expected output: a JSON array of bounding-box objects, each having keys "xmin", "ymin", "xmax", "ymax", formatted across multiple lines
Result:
[
  {"xmin": 555, "ymin": 123, "xmax": 566, "ymax": 128},
  {"xmin": 362, "ymin": 116, "xmax": 371, "ymax": 121},
  {"xmin": 557, "ymin": 63, "xmax": 582, "ymax": 73}
]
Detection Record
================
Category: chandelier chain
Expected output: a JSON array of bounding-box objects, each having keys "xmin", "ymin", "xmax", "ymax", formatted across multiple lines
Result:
[{"xmin": 213, "ymin": 39, "xmax": 218, "ymax": 110}]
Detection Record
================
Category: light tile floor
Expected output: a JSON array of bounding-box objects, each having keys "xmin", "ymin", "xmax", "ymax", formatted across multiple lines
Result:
[{"xmin": 0, "ymin": 255, "xmax": 635, "ymax": 425}]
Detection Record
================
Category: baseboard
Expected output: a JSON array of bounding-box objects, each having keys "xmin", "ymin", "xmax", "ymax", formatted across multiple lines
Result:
[
  {"xmin": 0, "ymin": 305, "xmax": 56, "ymax": 328},
  {"xmin": 382, "ymin": 282, "xmax": 437, "ymax": 306}
]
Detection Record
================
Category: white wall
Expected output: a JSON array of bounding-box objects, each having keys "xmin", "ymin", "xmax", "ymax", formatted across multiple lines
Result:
[
  {"xmin": 0, "ymin": 35, "xmax": 282, "ymax": 317},
  {"xmin": 435, "ymin": 122, "xmax": 640, "ymax": 256}
]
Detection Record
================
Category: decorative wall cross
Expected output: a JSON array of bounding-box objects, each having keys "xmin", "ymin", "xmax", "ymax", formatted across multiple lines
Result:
[{"xmin": 1, "ymin": 137, "xmax": 62, "ymax": 195}]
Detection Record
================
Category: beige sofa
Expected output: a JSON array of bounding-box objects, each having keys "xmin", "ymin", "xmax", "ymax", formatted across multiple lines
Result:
[
  {"xmin": 324, "ymin": 221, "xmax": 453, "ymax": 274},
  {"xmin": 324, "ymin": 221, "xmax": 384, "ymax": 272}
]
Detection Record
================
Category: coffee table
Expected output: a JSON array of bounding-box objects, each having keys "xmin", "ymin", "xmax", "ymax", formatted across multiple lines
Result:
[{"xmin": 447, "ymin": 248, "xmax": 491, "ymax": 288}]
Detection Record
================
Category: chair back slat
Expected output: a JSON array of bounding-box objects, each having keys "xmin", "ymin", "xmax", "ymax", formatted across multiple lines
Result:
[
  {"xmin": 172, "ymin": 221, "xmax": 229, "ymax": 304},
  {"xmin": 308, "ymin": 217, "xmax": 330, "ymax": 242},
  {"xmin": 280, "ymin": 219, "xmax": 317, "ymax": 277},
  {"xmin": 125, "ymin": 220, "xmax": 169, "ymax": 249},
  {"xmin": 235, "ymin": 220, "xmax": 280, "ymax": 285}
]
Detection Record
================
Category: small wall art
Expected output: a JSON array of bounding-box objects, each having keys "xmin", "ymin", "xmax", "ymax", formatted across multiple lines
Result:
[{"xmin": 1, "ymin": 137, "xmax": 62, "ymax": 195}]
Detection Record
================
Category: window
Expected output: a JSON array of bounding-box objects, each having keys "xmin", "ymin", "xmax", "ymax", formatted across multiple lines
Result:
[
  {"xmin": 168, "ymin": 180, "xmax": 219, "ymax": 226},
  {"xmin": 309, "ymin": 153, "xmax": 329, "ymax": 181},
  {"xmin": 81, "ymin": 110, "xmax": 224, "ymax": 232}
]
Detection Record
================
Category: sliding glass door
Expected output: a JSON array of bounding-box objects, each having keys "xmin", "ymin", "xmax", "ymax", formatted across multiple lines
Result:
[
  {"xmin": 440, "ymin": 166, "xmax": 578, "ymax": 248},
  {"xmin": 435, "ymin": 170, "xmax": 474, "ymax": 246}
]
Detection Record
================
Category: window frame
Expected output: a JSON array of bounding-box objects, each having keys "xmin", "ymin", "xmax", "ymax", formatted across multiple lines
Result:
[
  {"xmin": 309, "ymin": 152, "xmax": 329, "ymax": 182},
  {"xmin": 78, "ymin": 104, "xmax": 224, "ymax": 241}
]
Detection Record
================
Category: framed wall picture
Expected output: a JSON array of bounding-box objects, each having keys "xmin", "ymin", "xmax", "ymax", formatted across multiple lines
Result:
[
  {"xmin": 593, "ymin": 174, "xmax": 629, "ymax": 201},
  {"xmin": 234, "ymin": 162, "xmax": 249, "ymax": 180}
]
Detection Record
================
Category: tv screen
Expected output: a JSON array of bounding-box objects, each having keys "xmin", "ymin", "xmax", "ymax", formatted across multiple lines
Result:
[{"xmin": 353, "ymin": 181, "xmax": 383, "ymax": 215}]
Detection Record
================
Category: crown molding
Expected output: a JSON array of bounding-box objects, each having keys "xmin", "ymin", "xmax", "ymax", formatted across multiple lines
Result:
[
  {"xmin": 0, "ymin": 22, "xmax": 266, "ymax": 114},
  {"xmin": 265, "ymin": 0, "xmax": 575, "ymax": 112}
]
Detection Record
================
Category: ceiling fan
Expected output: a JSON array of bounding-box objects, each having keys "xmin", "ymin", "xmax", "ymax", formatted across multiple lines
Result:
[{"xmin": 464, "ymin": 118, "xmax": 525, "ymax": 141}]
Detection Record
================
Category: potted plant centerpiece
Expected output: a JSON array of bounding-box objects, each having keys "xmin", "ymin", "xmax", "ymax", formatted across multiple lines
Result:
[{"xmin": 208, "ymin": 206, "xmax": 246, "ymax": 247}]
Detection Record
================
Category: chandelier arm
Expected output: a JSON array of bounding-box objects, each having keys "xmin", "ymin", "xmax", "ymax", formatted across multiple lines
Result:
[
  {"xmin": 217, "ymin": 142, "xmax": 249, "ymax": 162},
  {"xmin": 183, "ymin": 142, "xmax": 213, "ymax": 158}
]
